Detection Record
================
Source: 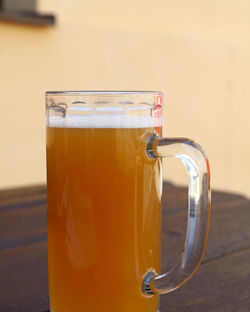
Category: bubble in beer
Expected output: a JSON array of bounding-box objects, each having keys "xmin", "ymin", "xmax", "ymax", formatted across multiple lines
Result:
[{"xmin": 47, "ymin": 114, "xmax": 161, "ymax": 128}]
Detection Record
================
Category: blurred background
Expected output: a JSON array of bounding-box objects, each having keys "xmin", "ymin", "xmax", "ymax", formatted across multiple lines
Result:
[{"xmin": 0, "ymin": 0, "xmax": 249, "ymax": 196}]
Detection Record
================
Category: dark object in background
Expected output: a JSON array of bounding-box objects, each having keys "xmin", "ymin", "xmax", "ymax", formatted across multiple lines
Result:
[
  {"xmin": 1, "ymin": 0, "xmax": 36, "ymax": 11},
  {"xmin": 1, "ymin": 183, "xmax": 250, "ymax": 311},
  {"xmin": 0, "ymin": 0, "xmax": 55, "ymax": 26}
]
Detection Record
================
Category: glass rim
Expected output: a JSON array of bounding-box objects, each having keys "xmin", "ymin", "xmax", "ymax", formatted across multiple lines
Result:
[{"xmin": 46, "ymin": 90, "xmax": 163, "ymax": 96}]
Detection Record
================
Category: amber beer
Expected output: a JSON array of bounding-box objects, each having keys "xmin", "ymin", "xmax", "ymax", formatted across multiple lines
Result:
[{"xmin": 47, "ymin": 121, "xmax": 162, "ymax": 312}]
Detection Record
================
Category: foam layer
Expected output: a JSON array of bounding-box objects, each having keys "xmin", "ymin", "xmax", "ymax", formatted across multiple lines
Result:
[{"xmin": 47, "ymin": 115, "xmax": 162, "ymax": 128}]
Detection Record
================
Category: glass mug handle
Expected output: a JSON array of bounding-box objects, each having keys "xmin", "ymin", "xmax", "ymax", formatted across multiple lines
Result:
[{"xmin": 143, "ymin": 135, "xmax": 211, "ymax": 295}]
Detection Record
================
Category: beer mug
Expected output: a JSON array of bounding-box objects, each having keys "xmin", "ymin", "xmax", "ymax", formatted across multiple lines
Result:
[{"xmin": 46, "ymin": 91, "xmax": 210, "ymax": 312}]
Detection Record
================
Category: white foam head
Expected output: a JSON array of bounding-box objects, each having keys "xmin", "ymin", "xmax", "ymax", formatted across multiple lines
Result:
[{"xmin": 47, "ymin": 115, "xmax": 161, "ymax": 128}]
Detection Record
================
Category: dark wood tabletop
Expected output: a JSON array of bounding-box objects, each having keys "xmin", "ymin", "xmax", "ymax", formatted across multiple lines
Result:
[{"xmin": 1, "ymin": 182, "xmax": 250, "ymax": 312}]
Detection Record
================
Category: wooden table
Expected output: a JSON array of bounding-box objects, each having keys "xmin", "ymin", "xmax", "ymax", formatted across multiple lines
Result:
[{"xmin": 1, "ymin": 182, "xmax": 250, "ymax": 311}]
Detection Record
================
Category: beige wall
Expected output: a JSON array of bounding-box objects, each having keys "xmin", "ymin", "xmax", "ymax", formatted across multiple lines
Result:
[{"xmin": 0, "ymin": 0, "xmax": 249, "ymax": 196}]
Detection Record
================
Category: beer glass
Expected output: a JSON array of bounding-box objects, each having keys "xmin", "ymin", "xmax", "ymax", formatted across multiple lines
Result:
[{"xmin": 46, "ymin": 91, "xmax": 210, "ymax": 312}]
